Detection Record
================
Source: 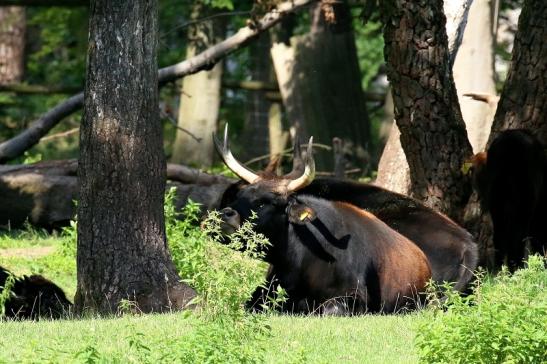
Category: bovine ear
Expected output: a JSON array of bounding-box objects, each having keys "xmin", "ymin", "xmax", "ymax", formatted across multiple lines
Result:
[{"xmin": 287, "ymin": 202, "xmax": 316, "ymax": 225}]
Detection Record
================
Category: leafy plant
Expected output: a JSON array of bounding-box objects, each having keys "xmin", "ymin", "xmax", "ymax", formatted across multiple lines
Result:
[
  {"xmin": 416, "ymin": 255, "xmax": 547, "ymax": 364},
  {"xmin": 0, "ymin": 272, "xmax": 16, "ymax": 318},
  {"xmin": 164, "ymin": 187, "xmax": 283, "ymax": 363}
]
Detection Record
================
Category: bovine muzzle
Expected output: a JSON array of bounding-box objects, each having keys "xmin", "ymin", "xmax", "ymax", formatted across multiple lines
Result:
[{"xmin": 220, "ymin": 207, "xmax": 240, "ymax": 234}]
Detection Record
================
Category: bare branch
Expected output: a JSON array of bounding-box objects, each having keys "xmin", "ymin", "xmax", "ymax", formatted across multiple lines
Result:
[
  {"xmin": 159, "ymin": 109, "xmax": 202, "ymax": 143},
  {"xmin": 0, "ymin": 83, "xmax": 80, "ymax": 94},
  {"xmin": 41, "ymin": 127, "xmax": 79, "ymax": 142},
  {"xmin": 0, "ymin": 93, "xmax": 84, "ymax": 163},
  {"xmin": 0, "ymin": 0, "xmax": 316, "ymax": 163},
  {"xmin": 158, "ymin": 0, "xmax": 317, "ymax": 84}
]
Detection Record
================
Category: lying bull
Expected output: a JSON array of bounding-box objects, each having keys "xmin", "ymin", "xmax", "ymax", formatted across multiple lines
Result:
[
  {"xmin": 215, "ymin": 128, "xmax": 431, "ymax": 314},
  {"xmin": 221, "ymin": 138, "xmax": 477, "ymax": 297},
  {"xmin": 1, "ymin": 266, "xmax": 72, "ymax": 319}
]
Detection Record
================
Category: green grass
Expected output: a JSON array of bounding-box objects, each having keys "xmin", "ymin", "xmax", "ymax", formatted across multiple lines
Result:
[
  {"xmin": 0, "ymin": 227, "xmax": 61, "ymax": 249},
  {"xmin": 0, "ymin": 227, "xmax": 77, "ymax": 298},
  {"xmin": 3, "ymin": 223, "xmax": 544, "ymax": 364},
  {"xmin": 0, "ymin": 313, "xmax": 420, "ymax": 363},
  {"xmin": 0, "ymin": 226, "xmax": 420, "ymax": 363}
]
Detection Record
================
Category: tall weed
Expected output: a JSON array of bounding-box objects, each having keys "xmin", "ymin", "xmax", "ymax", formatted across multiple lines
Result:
[
  {"xmin": 416, "ymin": 255, "xmax": 547, "ymax": 364},
  {"xmin": 164, "ymin": 187, "xmax": 278, "ymax": 363}
]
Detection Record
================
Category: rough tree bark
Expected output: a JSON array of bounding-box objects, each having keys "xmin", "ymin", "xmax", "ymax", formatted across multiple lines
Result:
[
  {"xmin": 382, "ymin": 0, "xmax": 474, "ymax": 219},
  {"xmin": 171, "ymin": 3, "xmax": 225, "ymax": 167},
  {"xmin": 271, "ymin": 1, "xmax": 370, "ymax": 172},
  {"xmin": 453, "ymin": 0, "xmax": 498, "ymax": 153},
  {"xmin": 375, "ymin": 0, "xmax": 473, "ymax": 198},
  {"xmin": 0, "ymin": 0, "xmax": 315, "ymax": 163},
  {"xmin": 0, "ymin": 6, "xmax": 25, "ymax": 85},
  {"xmin": 75, "ymin": 0, "xmax": 195, "ymax": 314},
  {"xmin": 487, "ymin": 0, "xmax": 547, "ymax": 145}
]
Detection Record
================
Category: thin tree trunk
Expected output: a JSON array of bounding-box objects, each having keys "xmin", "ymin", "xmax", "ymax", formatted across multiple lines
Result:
[
  {"xmin": 76, "ymin": 0, "xmax": 195, "ymax": 314},
  {"xmin": 171, "ymin": 3, "xmax": 225, "ymax": 167},
  {"xmin": 453, "ymin": 0, "xmax": 498, "ymax": 153},
  {"xmin": 271, "ymin": 1, "xmax": 370, "ymax": 172},
  {"xmin": 382, "ymin": 0, "xmax": 473, "ymax": 219},
  {"xmin": 0, "ymin": 6, "xmax": 25, "ymax": 85}
]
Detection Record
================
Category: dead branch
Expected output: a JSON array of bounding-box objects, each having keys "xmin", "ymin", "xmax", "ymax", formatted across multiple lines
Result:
[
  {"xmin": 463, "ymin": 93, "xmax": 500, "ymax": 106},
  {"xmin": 41, "ymin": 128, "xmax": 79, "ymax": 142},
  {"xmin": 159, "ymin": 109, "xmax": 202, "ymax": 143},
  {"xmin": 243, "ymin": 142, "xmax": 332, "ymax": 166},
  {"xmin": 0, "ymin": 83, "xmax": 81, "ymax": 94},
  {"xmin": 158, "ymin": 0, "xmax": 317, "ymax": 84},
  {"xmin": 0, "ymin": 0, "xmax": 316, "ymax": 164}
]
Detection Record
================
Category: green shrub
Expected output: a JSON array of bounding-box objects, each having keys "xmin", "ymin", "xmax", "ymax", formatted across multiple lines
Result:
[
  {"xmin": 0, "ymin": 272, "xmax": 16, "ymax": 318},
  {"xmin": 416, "ymin": 255, "xmax": 547, "ymax": 364},
  {"xmin": 164, "ymin": 187, "xmax": 280, "ymax": 363}
]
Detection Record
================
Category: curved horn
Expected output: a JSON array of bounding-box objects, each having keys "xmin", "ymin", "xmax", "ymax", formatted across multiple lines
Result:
[
  {"xmin": 286, "ymin": 137, "xmax": 315, "ymax": 192},
  {"xmin": 213, "ymin": 124, "xmax": 260, "ymax": 183},
  {"xmin": 284, "ymin": 135, "xmax": 305, "ymax": 179}
]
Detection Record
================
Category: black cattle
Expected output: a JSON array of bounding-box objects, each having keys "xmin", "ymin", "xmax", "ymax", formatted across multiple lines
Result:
[
  {"xmin": 221, "ymin": 161, "xmax": 478, "ymax": 295},
  {"xmin": 1, "ymin": 266, "xmax": 72, "ymax": 319},
  {"xmin": 471, "ymin": 129, "xmax": 547, "ymax": 270},
  {"xmin": 215, "ymin": 127, "xmax": 431, "ymax": 314}
]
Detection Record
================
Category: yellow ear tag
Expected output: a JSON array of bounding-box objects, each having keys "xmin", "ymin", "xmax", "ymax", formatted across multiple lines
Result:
[
  {"xmin": 461, "ymin": 161, "xmax": 473, "ymax": 176},
  {"xmin": 299, "ymin": 210, "xmax": 310, "ymax": 221}
]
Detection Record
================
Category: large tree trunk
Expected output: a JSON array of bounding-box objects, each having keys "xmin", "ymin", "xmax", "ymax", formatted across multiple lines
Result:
[
  {"xmin": 171, "ymin": 3, "xmax": 225, "ymax": 167},
  {"xmin": 453, "ymin": 0, "xmax": 498, "ymax": 153},
  {"xmin": 382, "ymin": 0, "xmax": 473, "ymax": 219},
  {"xmin": 271, "ymin": 1, "xmax": 370, "ymax": 172},
  {"xmin": 487, "ymin": 0, "xmax": 547, "ymax": 145},
  {"xmin": 75, "ymin": 0, "xmax": 195, "ymax": 314},
  {"xmin": 0, "ymin": 6, "xmax": 25, "ymax": 85},
  {"xmin": 375, "ymin": 0, "xmax": 473, "ymax": 198}
]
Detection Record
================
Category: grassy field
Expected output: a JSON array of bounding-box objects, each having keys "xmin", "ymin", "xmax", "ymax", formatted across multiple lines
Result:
[
  {"xmin": 2, "ymin": 228, "xmax": 545, "ymax": 363},
  {"xmin": 0, "ymin": 313, "xmax": 420, "ymax": 363},
  {"xmin": 0, "ymin": 229, "xmax": 421, "ymax": 363}
]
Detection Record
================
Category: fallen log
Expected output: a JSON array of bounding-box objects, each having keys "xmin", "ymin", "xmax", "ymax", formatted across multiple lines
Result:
[{"xmin": 0, "ymin": 160, "xmax": 236, "ymax": 229}]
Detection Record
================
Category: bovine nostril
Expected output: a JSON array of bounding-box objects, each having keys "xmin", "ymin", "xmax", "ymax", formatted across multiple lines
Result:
[{"xmin": 221, "ymin": 207, "xmax": 237, "ymax": 219}]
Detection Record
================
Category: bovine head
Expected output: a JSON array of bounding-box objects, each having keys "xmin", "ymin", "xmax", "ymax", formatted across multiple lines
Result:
[{"xmin": 214, "ymin": 125, "xmax": 316, "ymax": 252}]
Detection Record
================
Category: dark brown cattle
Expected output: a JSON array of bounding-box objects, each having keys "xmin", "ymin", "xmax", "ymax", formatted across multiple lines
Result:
[{"xmin": 215, "ymin": 127, "xmax": 431, "ymax": 314}]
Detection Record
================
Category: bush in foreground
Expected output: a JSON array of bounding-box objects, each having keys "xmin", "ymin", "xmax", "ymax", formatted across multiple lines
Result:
[{"xmin": 416, "ymin": 255, "xmax": 547, "ymax": 364}]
